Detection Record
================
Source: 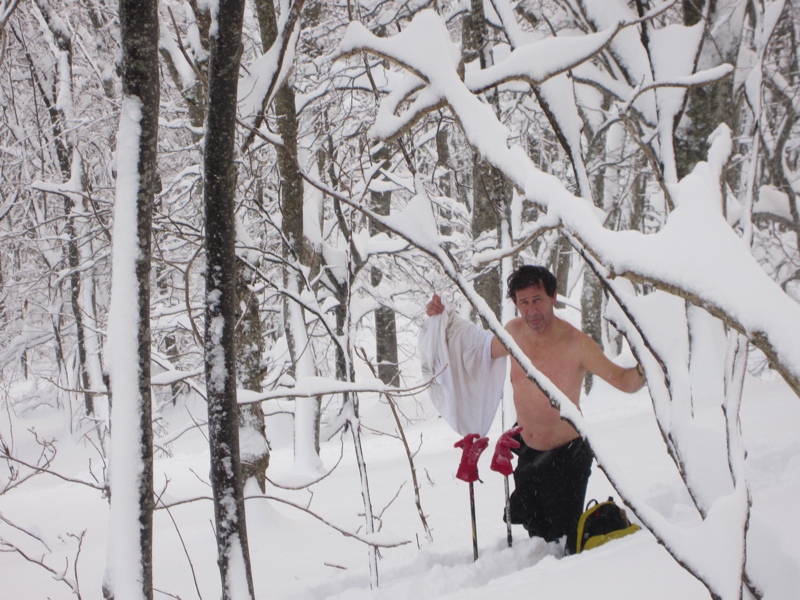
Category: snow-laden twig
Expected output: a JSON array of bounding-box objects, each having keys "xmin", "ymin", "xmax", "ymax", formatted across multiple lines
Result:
[
  {"xmin": 357, "ymin": 347, "xmax": 433, "ymax": 543},
  {"xmin": 1, "ymin": 432, "xmax": 103, "ymax": 495},
  {"xmin": 0, "ymin": 521, "xmax": 85, "ymax": 599},
  {"xmin": 154, "ymin": 477, "xmax": 205, "ymax": 600},
  {"xmin": 237, "ymin": 375, "xmax": 431, "ymax": 404},
  {"xmin": 0, "ymin": 512, "xmax": 52, "ymax": 552},
  {"xmin": 156, "ymin": 493, "xmax": 411, "ymax": 549}
]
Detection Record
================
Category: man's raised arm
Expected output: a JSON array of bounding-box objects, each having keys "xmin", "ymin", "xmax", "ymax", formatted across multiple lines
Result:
[
  {"xmin": 580, "ymin": 333, "xmax": 646, "ymax": 393},
  {"xmin": 426, "ymin": 294, "xmax": 509, "ymax": 359}
]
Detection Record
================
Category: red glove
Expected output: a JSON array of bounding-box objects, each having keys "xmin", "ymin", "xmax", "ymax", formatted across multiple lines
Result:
[
  {"xmin": 454, "ymin": 433, "xmax": 489, "ymax": 483},
  {"xmin": 490, "ymin": 426, "xmax": 523, "ymax": 476}
]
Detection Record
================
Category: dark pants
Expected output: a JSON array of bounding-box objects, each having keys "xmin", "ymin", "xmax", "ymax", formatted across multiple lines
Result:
[{"xmin": 507, "ymin": 436, "xmax": 593, "ymax": 554}]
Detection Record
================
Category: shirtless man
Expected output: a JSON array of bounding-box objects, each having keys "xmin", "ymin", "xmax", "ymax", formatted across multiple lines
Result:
[{"xmin": 426, "ymin": 265, "xmax": 645, "ymax": 553}]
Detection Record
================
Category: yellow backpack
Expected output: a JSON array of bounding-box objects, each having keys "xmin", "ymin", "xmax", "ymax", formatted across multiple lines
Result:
[{"xmin": 576, "ymin": 497, "xmax": 641, "ymax": 553}]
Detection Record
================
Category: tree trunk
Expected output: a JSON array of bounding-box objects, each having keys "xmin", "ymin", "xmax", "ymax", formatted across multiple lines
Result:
[
  {"xmin": 202, "ymin": 0, "xmax": 255, "ymax": 595},
  {"xmin": 464, "ymin": 0, "xmax": 508, "ymax": 320},
  {"xmin": 370, "ymin": 146, "xmax": 400, "ymax": 386},
  {"xmin": 103, "ymin": 0, "xmax": 159, "ymax": 596},
  {"xmin": 33, "ymin": 0, "xmax": 94, "ymax": 415},
  {"xmin": 551, "ymin": 233, "xmax": 571, "ymax": 306},
  {"xmin": 276, "ymin": 83, "xmax": 322, "ymax": 458},
  {"xmin": 255, "ymin": 0, "xmax": 322, "ymax": 463},
  {"xmin": 581, "ymin": 268, "xmax": 604, "ymax": 393},
  {"xmin": 233, "ymin": 0, "xmax": 273, "ymax": 481},
  {"xmin": 675, "ymin": 0, "xmax": 743, "ymax": 179},
  {"xmin": 236, "ymin": 260, "xmax": 269, "ymax": 491},
  {"xmin": 156, "ymin": 264, "xmax": 183, "ymax": 402},
  {"xmin": 66, "ymin": 195, "xmax": 94, "ymax": 414}
]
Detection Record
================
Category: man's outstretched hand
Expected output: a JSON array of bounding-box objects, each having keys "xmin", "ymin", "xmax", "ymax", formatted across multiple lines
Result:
[
  {"xmin": 426, "ymin": 294, "xmax": 445, "ymax": 317},
  {"xmin": 454, "ymin": 433, "xmax": 489, "ymax": 483},
  {"xmin": 490, "ymin": 426, "xmax": 523, "ymax": 476}
]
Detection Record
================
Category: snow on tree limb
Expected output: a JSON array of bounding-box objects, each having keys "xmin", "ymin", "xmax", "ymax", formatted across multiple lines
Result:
[
  {"xmin": 335, "ymin": 11, "xmax": 800, "ymax": 400},
  {"xmin": 327, "ymin": 8, "xmax": 800, "ymax": 599}
]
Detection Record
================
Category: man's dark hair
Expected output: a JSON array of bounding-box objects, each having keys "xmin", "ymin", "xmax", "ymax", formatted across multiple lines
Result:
[{"xmin": 506, "ymin": 265, "xmax": 557, "ymax": 300}]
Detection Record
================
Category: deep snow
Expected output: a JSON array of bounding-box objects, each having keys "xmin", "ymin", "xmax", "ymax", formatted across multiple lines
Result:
[{"xmin": 3, "ymin": 360, "xmax": 799, "ymax": 599}]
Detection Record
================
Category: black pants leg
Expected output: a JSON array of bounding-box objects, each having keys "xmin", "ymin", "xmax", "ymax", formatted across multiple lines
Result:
[{"xmin": 507, "ymin": 438, "xmax": 593, "ymax": 553}]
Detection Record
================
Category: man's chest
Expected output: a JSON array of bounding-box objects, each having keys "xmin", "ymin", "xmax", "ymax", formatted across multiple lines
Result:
[{"xmin": 510, "ymin": 341, "xmax": 584, "ymax": 390}]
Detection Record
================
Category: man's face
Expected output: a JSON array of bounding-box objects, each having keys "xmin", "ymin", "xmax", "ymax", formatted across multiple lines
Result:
[{"xmin": 512, "ymin": 284, "xmax": 556, "ymax": 334}]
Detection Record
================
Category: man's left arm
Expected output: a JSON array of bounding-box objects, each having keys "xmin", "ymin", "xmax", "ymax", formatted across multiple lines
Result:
[{"xmin": 580, "ymin": 334, "xmax": 646, "ymax": 393}]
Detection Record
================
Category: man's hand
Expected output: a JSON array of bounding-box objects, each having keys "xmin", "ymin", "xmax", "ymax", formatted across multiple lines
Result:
[
  {"xmin": 426, "ymin": 294, "xmax": 445, "ymax": 317},
  {"xmin": 454, "ymin": 433, "xmax": 489, "ymax": 483},
  {"xmin": 490, "ymin": 426, "xmax": 523, "ymax": 476}
]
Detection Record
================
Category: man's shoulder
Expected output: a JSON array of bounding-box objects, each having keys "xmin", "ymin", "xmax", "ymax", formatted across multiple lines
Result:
[
  {"xmin": 505, "ymin": 316, "xmax": 524, "ymax": 332},
  {"xmin": 558, "ymin": 320, "xmax": 606, "ymax": 362},
  {"xmin": 553, "ymin": 316, "xmax": 581, "ymax": 336},
  {"xmin": 555, "ymin": 318, "xmax": 594, "ymax": 347}
]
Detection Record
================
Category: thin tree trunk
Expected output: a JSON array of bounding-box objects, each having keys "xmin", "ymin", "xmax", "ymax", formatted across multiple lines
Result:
[
  {"xmin": 346, "ymin": 401, "xmax": 379, "ymax": 588},
  {"xmin": 103, "ymin": 0, "xmax": 159, "ymax": 596},
  {"xmin": 675, "ymin": 0, "xmax": 742, "ymax": 179},
  {"xmin": 464, "ymin": 0, "xmax": 507, "ymax": 320},
  {"xmin": 581, "ymin": 268, "xmax": 603, "ymax": 393},
  {"xmin": 32, "ymin": 0, "xmax": 94, "ymax": 415},
  {"xmin": 254, "ymin": 0, "xmax": 322, "ymax": 463},
  {"xmin": 236, "ymin": 260, "xmax": 269, "ymax": 491},
  {"xmin": 372, "ymin": 288, "xmax": 400, "ymax": 385},
  {"xmin": 202, "ymin": 0, "xmax": 255, "ymax": 595},
  {"xmin": 551, "ymin": 234, "xmax": 571, "ymax": 305},
  {"xmin": 369, "ymin": 151, "xmax": 400, "ymax": 386},
  {"xmin": 204, "ymin": 0, "xmax": 254, "ymax": 600},
  {"xmin": 66, "ymin": 198, "xmax": 93, "ymax": 414},
  {"xmin": 276, "ymin": 82, "xmax": 322, "ymax": 460}
]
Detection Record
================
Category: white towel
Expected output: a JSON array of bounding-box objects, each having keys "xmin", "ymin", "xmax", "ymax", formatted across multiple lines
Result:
[{"xmin": 418, "ymin": 308, "xmax": 507, "ymax": 436}]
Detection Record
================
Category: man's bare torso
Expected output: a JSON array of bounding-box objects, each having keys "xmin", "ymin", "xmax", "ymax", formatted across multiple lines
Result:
[
  {"xmin": 506, "ymin": 316, "xmax": 588, "ymax": 450},
  {"xmin": 426, "ymin": 283, "xmax": 643, "ymax": 451}
]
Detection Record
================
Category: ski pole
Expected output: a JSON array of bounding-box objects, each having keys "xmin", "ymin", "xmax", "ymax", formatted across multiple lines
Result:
[
  {"xmin": 503, "ymin": 475, "xmax": 512, "ymax": 547},
  {"xmin": 469, "ymin": 481, "xmax": 479, "ymax": 561},
  {"xmin": 454, "ymin": 433, "xmax": 489, "ymax": 562},
  {"xmin": 491, "ymin": 426, "xmax": 523, "ymax": 548}
]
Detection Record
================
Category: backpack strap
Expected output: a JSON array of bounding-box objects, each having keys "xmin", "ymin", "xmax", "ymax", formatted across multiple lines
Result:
[
  {"xmin": 575, "ymin": 498, "xmax": 602, "ymax": 554},
  {"xmin": 576, "ymin": 497, "xmax": 638, "ymax": 554}
]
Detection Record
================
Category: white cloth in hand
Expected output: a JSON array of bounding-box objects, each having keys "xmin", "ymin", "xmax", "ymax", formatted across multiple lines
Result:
[{"xmin": 418, "ymin": 307, "xmax": 507, "ymax": 436}]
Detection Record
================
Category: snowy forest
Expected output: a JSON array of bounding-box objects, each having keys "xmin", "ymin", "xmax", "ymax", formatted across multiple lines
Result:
[{"xmin": 2, "ymin": 0, "xmax": 800, "ymax": 599}]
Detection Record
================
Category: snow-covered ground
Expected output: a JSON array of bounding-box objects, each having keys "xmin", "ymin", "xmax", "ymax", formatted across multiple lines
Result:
[{"xmin": 2, "ymin": 369, "xmax": 799, "ymax": 599}]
